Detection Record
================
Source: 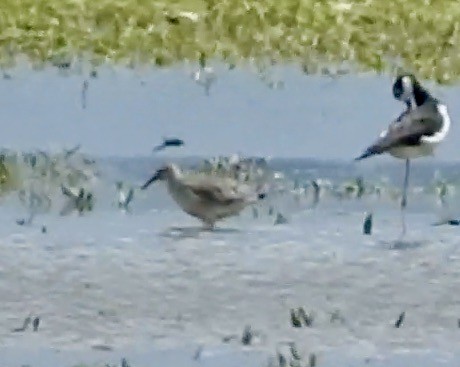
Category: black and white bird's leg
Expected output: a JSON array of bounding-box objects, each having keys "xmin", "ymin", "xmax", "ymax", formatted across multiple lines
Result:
[
  {"xmin": 401, "ymin": 159, "xmax": 410, "ymax": 209},
  {"xmin": 400, "ymin": 159, "xmax": 410, "ymax": 235}
]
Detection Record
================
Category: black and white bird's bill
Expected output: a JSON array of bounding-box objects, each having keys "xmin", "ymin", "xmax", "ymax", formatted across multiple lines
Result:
[{"xmin": 355, "ymin": 97, "xmax": 450, "ymax": 161}]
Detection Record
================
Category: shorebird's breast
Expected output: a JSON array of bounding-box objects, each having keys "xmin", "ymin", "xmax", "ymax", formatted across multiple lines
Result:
[
  {"xmin": 388, "ymin": 143, "xmax": 435, "ymax": 159},
  {"xmin": 165, "ymin": 179, "xmax": 204, "ymax": 215}
]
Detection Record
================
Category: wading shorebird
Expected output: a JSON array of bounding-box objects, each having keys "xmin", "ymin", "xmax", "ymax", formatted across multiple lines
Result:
[
  {"xmin": 355, "ymin": 74, "xmax": 451, "ymax": 236},
  {"xmin": 140, "ymin": 163, "xmax": 267, "ymax": 229}
]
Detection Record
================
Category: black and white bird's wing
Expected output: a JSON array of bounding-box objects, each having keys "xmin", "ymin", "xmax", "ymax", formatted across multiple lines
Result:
[{"xmin": 355, "ymin": 107, "xmax": 443, "ymax": 160}]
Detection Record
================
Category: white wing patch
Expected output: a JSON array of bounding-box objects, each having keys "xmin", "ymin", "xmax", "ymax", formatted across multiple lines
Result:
[
  {"xmin": 420, "ymin": 104, "xmax": 451, "ymax": 144},
  {"xmin": 379, "ymin": 129, "xmax": 388, "ymax": 138}
]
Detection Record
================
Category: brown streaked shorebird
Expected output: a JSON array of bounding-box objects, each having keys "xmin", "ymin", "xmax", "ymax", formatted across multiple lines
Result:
[{"xmin": 140, "ymin": 163, "xmax": 267, "ymax": 229}]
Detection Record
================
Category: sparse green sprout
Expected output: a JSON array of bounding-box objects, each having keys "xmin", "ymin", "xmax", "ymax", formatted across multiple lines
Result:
[
  {"xmin": 363, "ymin": 212, "xmax": 373, "ymax": 235},
  {"xmin": 241, "ymin": 324, "xmax": 253, "ymax": 345},
  {"xmin": 290, "ymin": 308, "xmax": 302, "ymax": 328},
  {"xmin": 297, "ymin": 307, "xmax": 314, "ymax": 327},
  {"xmin": 395, "ymin": 311, "xmax": 405, "ymax": 328}
]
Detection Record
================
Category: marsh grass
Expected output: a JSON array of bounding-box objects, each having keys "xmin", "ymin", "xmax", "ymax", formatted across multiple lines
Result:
[
  {"xmin": 0, "ymin": 161, "xmax": 22, "ymax": 194},
  {"xmin": 0, "ymin": 155, "xmax": 24, "ymax": 196},
  {"xmin": 0, "ymin": 0, "xmax": 459, "ymax": 83}
]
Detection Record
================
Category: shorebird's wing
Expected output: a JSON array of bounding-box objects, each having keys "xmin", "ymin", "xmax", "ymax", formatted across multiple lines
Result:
[
  {"xmin": 356, "ymin": 108, "xmax": 443, "ymax": 160},
  {"xmin": 185, "ymin": 177, "xmax": 245, "ymax": 204}
]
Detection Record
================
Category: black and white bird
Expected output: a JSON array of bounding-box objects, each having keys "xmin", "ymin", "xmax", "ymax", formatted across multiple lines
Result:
[
  {"xmin": 355, "ymin": 74, "xmax": 451, "ymax": 236},
  {"xmin": 152, "ymin": 137, "xmax": 185, "ymax": 152},
  {"xmin": 60, "ymin": 185, "xmax": 86, "ymax": 216},
  {"xmin": 116, "ymin": 181, "xmax": 135, "ymax": 212}
]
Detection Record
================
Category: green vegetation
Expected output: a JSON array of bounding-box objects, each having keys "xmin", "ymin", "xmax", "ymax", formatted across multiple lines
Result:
[
  {"xmin": 0, "ymin": 161, "xmax": 21, "ymax": 194},
  {"xmin": 0, "ymin": 0, "xmax": 459, "ymax": 83}
]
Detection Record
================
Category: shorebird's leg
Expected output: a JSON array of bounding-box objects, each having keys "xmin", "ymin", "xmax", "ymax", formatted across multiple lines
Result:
[
  {"xmin": 202, "ymin": 221, "xmax": 215, "ymax": 231},
  {"xmin": 400, "ymin": 159, "xmax": 410, "ymax": 237}
]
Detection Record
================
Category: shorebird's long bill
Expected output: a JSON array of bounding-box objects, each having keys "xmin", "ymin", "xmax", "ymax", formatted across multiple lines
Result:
[{"xmin": 140, "ymin": 171, "xmax": 161, "ymax": 190}]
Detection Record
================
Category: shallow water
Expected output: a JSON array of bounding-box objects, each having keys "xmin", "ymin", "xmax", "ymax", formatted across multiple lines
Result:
[
  {"xmin": 2, "ymin": 157, "xmax": 460, "ymax": 366},
  {"xmin": 1, "ymin": 65, "xmax": 460, "ymax": 366}
]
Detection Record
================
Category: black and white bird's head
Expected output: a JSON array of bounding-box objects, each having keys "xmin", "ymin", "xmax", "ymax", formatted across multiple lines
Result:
[{"xmin": 392, "ymin": 73, "xmax": 431, "ymax": 109}]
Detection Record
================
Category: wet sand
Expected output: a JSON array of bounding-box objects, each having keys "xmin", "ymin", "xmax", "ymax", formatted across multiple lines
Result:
[{"xmin": 1, "ymin": 186, "xmax": 460, "ymax": 366}]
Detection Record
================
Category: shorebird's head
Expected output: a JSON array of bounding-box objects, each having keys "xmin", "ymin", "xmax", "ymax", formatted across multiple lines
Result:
[
  {"xmin": 392, "ymin": 73, "xmax": 429, "ymax": 107},
  {"xmin": 140, "ymin": 164, "xmax": 180, "ymax": 190}
]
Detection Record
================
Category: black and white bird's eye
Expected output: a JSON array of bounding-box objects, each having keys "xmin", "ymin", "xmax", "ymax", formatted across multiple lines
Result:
[
  {"xmin": 393, "ymin": 74, "xmax": 415, "ymax": 102},
  {"xmin": 392, "ymin": 77, "xmax": 403, "ymax": 100}
]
